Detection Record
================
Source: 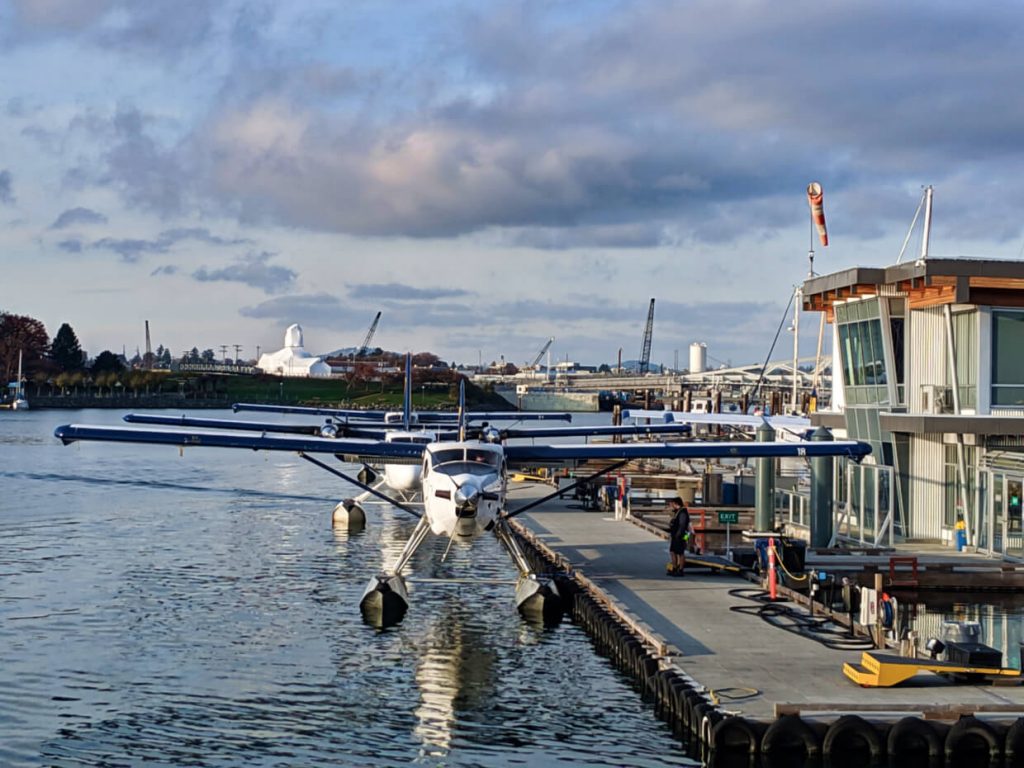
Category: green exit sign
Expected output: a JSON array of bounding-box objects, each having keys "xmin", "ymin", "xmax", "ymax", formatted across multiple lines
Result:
[{"xmin": 718, "ymin": 511, "xmax": 740, "ymax": 524}]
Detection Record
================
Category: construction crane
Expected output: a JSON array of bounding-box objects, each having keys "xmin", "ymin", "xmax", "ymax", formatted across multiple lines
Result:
[
  {"xmin": 355, "ymin": 311, "xmax": 382, "ymax": 358},
  {"xmin": 529, "ymin": 337, "xmax": 554, "ymax": 370},
  {"xmin": 638, "ymin": 298, "xmax": 655, "ymax": 375}
]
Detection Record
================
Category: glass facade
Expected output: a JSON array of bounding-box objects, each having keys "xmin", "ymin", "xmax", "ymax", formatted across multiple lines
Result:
[
  {"xmin": 954, "ymin": 310, "xmax": 978, "ymax": 410},
  {"xmin": 943, "ymin": 444, "xmax": 976, "ymax": 528},
  {"xmin": 992, "ymin": 310, "xmax": 1024, "ymax": 407}
]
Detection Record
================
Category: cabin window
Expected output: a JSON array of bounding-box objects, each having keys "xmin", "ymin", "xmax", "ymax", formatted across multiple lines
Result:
[
  {"xmin": 431, "ymin": 449, "xmax": 464, "ymax": 466},
  {"xmin": 992, "ymin": 310, "xmax": 1024, "ymax": 406}
]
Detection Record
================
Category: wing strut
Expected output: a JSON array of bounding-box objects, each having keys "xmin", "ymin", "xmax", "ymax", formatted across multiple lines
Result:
[
  {"xmin": 298, "ymin": 453, "xmax": 422, "ymax": 519},
  {"xmin": 504, "ymin": 459, "xmax": 629, "ymax": 521}
]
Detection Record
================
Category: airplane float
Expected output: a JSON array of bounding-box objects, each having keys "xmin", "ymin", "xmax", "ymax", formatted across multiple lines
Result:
[{"xmin": 54, "ymin": 361, "xmax": 871, "ymax": 628}]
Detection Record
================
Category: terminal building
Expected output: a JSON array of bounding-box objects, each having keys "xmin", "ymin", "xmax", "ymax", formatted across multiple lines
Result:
[{"xmin": 803, "ymin": 258, "xmax": 1024, "ymax": 558}]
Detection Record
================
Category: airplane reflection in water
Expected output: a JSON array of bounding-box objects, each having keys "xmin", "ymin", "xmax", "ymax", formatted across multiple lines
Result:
[
  {"xmin": 54, "ymin": 358, "xmax": 872, "ymax": 628},
  {"xmin": 414, "ymin": 604, "xmax": 498, "ymax": 756}
]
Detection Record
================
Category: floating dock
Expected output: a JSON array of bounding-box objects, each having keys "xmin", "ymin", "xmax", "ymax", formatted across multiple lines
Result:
[{"xmin": 507, "ymin": 483, "xmax": 1024, "ymax": 767}]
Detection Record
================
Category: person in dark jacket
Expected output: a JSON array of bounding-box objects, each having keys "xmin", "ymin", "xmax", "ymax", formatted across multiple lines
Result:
[{"xmin": 667, "ymin": 497, "xmax": 692, "ymax": 576}]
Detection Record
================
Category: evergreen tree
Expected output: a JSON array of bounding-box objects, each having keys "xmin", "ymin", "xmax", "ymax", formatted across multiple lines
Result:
[
  {"xmin": 200, "ymin": 348, "xmax": 215, "ymax": 363},
  {"xmin": 51, "ymin": 323, "xmax": 85, "ymax": 372},
  {"xmin": 188, "ymin": 347, "xmax": 201, "ymax": 363},
  {"xmin": 91, "ymin": 350, "xmax": 125, "ymax": 374}
]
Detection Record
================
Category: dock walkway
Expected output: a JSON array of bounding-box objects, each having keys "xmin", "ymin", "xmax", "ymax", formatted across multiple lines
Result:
[{"xmin": 514, "ymin": 493, "xmax": 1024, "ymax": 723}]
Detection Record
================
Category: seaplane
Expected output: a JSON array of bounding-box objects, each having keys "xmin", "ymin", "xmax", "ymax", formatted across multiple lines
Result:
[
  {"xmin": 120, "ymin": 356, "xmax": 698, "ymax": 526},
  {"xmin": 53, "ymin": 363, "xmax": 871, "ymax": 628}
]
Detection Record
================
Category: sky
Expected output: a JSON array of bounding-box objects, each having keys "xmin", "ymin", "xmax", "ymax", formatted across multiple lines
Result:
[{"xmin": 3, "ymin": 0, "xmax": 1024, "ymax": 369}]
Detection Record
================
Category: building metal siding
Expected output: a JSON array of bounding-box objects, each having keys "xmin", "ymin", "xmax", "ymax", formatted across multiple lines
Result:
[
  {"xmin": 909, "ymin": 434, "xmax": 945, "ymax": 539},
  {"xmin": 908, "ymin": 307, "xmax": 947, "ymax": 414}
]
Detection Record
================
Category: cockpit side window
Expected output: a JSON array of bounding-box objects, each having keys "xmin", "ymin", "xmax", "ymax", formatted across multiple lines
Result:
[{"xmin": 466, "ymin": 449, "xmax": 500, "ymax": 467}]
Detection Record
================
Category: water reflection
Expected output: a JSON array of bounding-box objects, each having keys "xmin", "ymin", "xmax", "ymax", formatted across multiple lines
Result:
[
  {"xmin": 413, "ymin": 604, "xmax": 498, "ymax": 756},
  {"xmin": 894, "ymin": 591, "xmax": 1024, "ymax": 669},
  {"xmin": 2, "ymin": 410, "xmax": 695, "ymax": 767}
]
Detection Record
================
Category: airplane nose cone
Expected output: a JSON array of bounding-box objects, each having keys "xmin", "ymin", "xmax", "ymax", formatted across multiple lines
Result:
[{"xmin": 454, "ymin": 482, "xmax": 481, "ymax": 508}]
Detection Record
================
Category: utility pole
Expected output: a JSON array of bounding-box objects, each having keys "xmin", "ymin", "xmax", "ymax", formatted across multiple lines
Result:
[
  {"xmin": 219, "ymin": 345, "xmax": 228, "ymax": 362},
  {"xmin": 233, "ymin": 344, "xmax": 243, "ymax": 363}
]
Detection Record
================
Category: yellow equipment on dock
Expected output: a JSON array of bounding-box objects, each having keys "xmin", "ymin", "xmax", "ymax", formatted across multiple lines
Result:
[{"xmin": 843, "ymin": 651, "xmax": 1022, "ymax": 688}]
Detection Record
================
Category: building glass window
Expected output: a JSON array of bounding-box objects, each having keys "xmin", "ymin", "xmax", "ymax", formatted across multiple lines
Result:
[
  {"xmin": 835, "ymin": 299, "xmax": 890, "ymax": 406},
  {"xmin": 992, "ymin": 310, "xmax": 1024, "ymax": 406}
]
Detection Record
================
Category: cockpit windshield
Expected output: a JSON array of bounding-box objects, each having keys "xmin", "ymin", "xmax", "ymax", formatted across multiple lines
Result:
[{"xmin": 430, "ymin": 447, "xmax": 501, "ymax": 475}]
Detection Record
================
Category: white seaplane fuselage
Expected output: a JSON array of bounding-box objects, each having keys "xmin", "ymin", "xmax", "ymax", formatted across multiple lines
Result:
[
  {"xmin": 382, "ymin": 430, "xmax": 435, "ymax": 492},
  {"xmin": 421, "ymin": 442, "xmax": 506, "ymax": 538}
]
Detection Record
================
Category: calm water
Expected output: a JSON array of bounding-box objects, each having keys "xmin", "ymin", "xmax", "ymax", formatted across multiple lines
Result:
[{"xmin": 0, "ymin": 409, "xmax": 695, "ymax": 767}]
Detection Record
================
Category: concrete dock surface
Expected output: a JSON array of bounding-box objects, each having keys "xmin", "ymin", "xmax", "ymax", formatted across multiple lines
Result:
[{"xmin": 512, "ymin": 488, "xmax": 1024, "ymax": 723}]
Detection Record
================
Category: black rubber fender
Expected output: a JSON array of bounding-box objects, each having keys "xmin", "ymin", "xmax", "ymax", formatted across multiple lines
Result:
[
  {"xmin": 761, "ymin": 714, "xmax": 822, "ymax": 760},
  {"xmin": 691, "ymin": 701, "xmax": 714, "ymax": 739},
  {"xmin": 822, "ymin": 714, "xmax": 884, "ymax": 766},
  {"xmin": 1006, "ymin": 717, "xmax": 1024, "ymax": 768},
  {"xmin": 640, "ymin": 655, "xmax": 659, "ymax": 681},
  {"xmin": 887, "ymin": 716, "xmax": 944, "ymax": 764},
  {"xmin": 945, "ymin": 715, "xmax": 1002, "ymax": 766},
  {"xmin": 669, "ymin": 680, "xmax": 692, "ymax": 737},
  {"xmin": 711, "ymin": 716, "xmax": 764, "ymax": 756},
  {"xmin": 654, "ymin": 670, "xmax": 674, "ymax": 718}
]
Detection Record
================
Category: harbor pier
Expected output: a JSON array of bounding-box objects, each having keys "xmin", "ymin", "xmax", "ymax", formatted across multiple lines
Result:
[{"xmin": 508, "ymin": 482, "xmax": 1024, "ymax": 767}]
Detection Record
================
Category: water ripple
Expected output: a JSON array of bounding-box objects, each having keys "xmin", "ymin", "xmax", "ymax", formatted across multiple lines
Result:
[{"xmin": 1, "ymin": 410, "xmax": 695, "ymax": 767}]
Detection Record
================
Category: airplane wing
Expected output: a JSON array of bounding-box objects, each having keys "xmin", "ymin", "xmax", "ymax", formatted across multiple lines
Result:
[
  {"xmin": 623, "ymin": 409, "xmax": 812, "ymax": 431},
  {"xmin": 122, "ymin": 413, "xmax": 394, "ymax": 440},
  {"xmin": 53, "ymin": 424, "xmax": 426, "ymax": 463},
  {"xmin": 503, "ymin": 439, "xmax": 870, "ymax": 464},
  {"xmin": 231, "ymin": 403, "xmax": 572, "ymax": 424},
  {"xmin": 233, "ymin": 403, "xmax": 390, "ymax": 419},
  {"xmin": 495, "ymin": 423, "xmax": 692, "ymax": 440}
]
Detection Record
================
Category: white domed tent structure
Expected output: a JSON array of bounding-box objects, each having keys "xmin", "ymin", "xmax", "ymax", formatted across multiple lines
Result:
[{"xmin": 256, "ymin": 324, "xmax": 332, "ymax": 378}]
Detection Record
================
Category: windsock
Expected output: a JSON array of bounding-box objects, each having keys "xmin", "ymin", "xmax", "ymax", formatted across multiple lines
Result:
[{"xmin": 806, "ymin": 181, "xmax": 828, "ymax": 247}]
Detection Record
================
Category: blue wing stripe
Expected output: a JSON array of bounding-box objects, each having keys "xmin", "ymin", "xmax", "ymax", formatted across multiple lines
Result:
[
  {"xmin": 54, "ymin": 424, "xmax": 426, "ymax": 458},
  {"xmin": 504, "ymin": 440, "xmax": 870, "ymax": 462}
]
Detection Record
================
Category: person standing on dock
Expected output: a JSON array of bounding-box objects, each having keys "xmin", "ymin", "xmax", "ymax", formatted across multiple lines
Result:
[{"xmin": 667, "ymin": 497, "xmax": 693, "ymax": 577}]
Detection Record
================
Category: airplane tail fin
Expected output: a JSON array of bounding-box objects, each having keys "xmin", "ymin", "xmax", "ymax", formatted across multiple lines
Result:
[
  {"xmin": 458, "ymin": 379, "xmax": 466, "ymax": 442},
  {"xmin": 403, "ymin": 353, "xmax": 412, "ymax": 431}
]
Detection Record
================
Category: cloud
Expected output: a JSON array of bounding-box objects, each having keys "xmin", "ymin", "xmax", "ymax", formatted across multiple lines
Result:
[
  {"xmin": 150, "ymin": 265, "xmax": 178, "ymax": 276},
  {"xmin": 192, "ymin": 251, "xmax": 297, "ymax": 294},
  {"xmin": 0, "ymin": 171, "xmax": 14, "ymax": 205},
  {"xmin": 348, "ymin": 282, "xmax": 473, "ymax": 301},
  {"xmin": 58, "ymin": 238, "xmax": 83, "ymax": 253},
  {"xmin": 85, "ymin": 226, "xmax": 251, "ymax": 262},
  {"xmin": 26, "ymin": 1, "xmax": 1024, "ymax": 252},
  {"xmin": 92, "ymin": 236, "xmax": 168, "ymax": 261},
  {"xmin": 50, "ymin": 206, "xmax": 108, "ymax": 229},
  {"xmin": 10, "ymin": 0, "xmax": 216, "ymax": 56},
  {"xmin": 11, "ymin": 0, "xmax": 112, "ymax": 30}
]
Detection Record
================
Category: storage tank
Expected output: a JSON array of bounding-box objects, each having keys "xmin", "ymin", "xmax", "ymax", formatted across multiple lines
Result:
[{"xmin": 689, "ymin": 342, "xmax": 707, "ymax": 374}]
